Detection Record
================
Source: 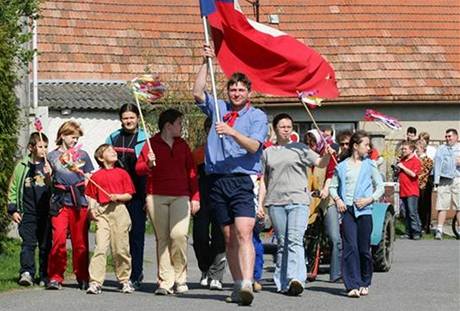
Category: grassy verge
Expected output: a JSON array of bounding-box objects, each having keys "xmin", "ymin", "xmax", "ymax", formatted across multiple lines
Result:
[
  {"xmin": 0, "ymin": 238, "xmax": 114, "ymax": 293},
  {"xmin": 0, "ymin": 238, "xmax": 22, "ymax": 292},
  {"xmin": 395, "ymin": 217, "xmax": 455, "ymax": 240}
]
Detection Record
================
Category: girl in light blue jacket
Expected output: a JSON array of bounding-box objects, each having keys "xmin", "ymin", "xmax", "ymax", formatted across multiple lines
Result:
[{"xmin": 330, "ymin": 130, "xmax": 384, "ymax": 298}]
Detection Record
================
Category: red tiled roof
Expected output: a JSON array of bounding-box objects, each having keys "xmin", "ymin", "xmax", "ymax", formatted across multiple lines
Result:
[{"xmin": 37, "ymin": 0, "xmax": 460, "ymax": 104}]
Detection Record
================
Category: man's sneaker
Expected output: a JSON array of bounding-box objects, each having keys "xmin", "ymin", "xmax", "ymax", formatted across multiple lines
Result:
[
  {"xmin": 18, "ymin": 272, "xmax": 34, "ymax": 287},
  {"xmin": 200, "ymin": 272, "xmax": 208, "ymax": 287},
  {"xmin": 225, "ymin": 290, "xmax": 241, "ymax": 304},
  {"xmin": 154, "ymin": 287, "xmax": 171, "ymax": 295},
  {"xmin": 77, "ymin": 280, "xmax": 89, "ymax": 290},
  {"xmin": 86, "ymin": 282, "xmax": 102, "ymax": 295},
  {"xmin": 238, "ymin": 285, "xmax": 254, "ymax": 306},
  {"xmin": 435, "ymin": 230, "xmax": 443, "ymax": 240},
  {"xmin": 399, "ymin": 234, "xmax": 410, "ymax": 239},
  {"xmin": 175, "ymin": 283, "xmax": 189, "ymax": 294},
  {"xmin": 209, "ymin": 279, "xmax": 223, "ymax": 290},
  {"xmin": 121, "ymin": 281, "xmax": 135, "ymax": 294},
  {"xmin": 287, "ymin": 279, "xmax": 304, "ymax": 296},
  {"xmin": 38, "ymin": 279, "xmax": 47, "ymax": 287},
  {"xmin": 46, "ymin": 279, "xmax": 62, "ymax": 290},
  {"xmin": 412, "ymin": 234, "xmax": 422, "ymax": 240}
]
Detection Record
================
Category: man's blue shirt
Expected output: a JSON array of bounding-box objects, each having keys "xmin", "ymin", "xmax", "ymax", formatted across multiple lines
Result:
[
  {"xmin": 196, "ymin": 92, "xmax": 268, "ymax": 175},
  {"xmin": 434, "ymin": 143, "xmax": 460, "ymax": 184}
]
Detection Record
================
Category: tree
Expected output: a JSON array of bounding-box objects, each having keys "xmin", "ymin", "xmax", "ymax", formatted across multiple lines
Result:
[{"xmin": 0, "ymin": 0, "xmax": 39, "ymax": 252}]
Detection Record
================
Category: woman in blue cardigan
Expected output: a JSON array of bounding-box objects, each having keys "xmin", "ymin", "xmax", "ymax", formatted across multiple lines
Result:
[{"xmin": 329, "ymin": 130, "xmax": 384, "ymax": 298}]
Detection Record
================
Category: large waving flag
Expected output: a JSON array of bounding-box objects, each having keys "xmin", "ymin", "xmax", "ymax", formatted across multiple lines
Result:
[{"xmin": 199, "ymin": 0, "xmax": 339, "ymax": 100}]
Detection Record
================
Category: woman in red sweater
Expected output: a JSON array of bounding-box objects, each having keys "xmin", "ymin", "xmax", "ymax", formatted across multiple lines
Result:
[{"xmin": 136, "ymin": 109, "xmax": 200, "ymax": 295}]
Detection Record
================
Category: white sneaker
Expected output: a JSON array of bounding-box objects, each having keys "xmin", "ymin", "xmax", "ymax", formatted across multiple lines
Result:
[
  {"xmin": 175, "ymin": 283, "xmax": 189, "ymax": 294},
  {"xmin": 86, "ymin": 282, "xmax": 102, "ymax": 295},
  {"xmin": 121, "ymin": 281, "xmax": 135, "ymax": 294},
  {"xmin": 435, "ymin": 230, "xmax": 443, "ymax": 240},
  {"xmin": 209, "ymin": 279, "xmax": 223, "ymax": 290},
  {"xmin": 18, "ymin": 272, "xmax": 34, "ymax": 286},
  {"xmin": 200, "ymin": 272, "xmax": 208, "ymax": 287}
]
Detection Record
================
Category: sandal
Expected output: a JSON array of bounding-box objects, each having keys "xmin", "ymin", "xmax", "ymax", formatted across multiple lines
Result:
[
  {"xmin": 359, "ymin": 287, "xmax": 369, "ymax": 296},
  {"xmin": 347, "ymin": 289, "xmax": 360, "ymax": 298}
]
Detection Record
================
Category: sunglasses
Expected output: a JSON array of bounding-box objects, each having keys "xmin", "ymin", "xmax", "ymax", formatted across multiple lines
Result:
[{"xmin": 340, "ymin": 142, "xmax": 349, "ymax": 146}]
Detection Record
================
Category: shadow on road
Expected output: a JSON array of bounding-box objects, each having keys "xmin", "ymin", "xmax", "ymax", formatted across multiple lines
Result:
[
  {"xmin": 306, "ymin": 286, "xmax": 346, "ymax": 297},
  {"xmin": 175, "ymin": 292, "xmax": 228, "ymax": 301}
]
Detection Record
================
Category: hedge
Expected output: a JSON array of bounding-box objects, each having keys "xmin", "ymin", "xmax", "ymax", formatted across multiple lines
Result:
[{"xmin": 0, "ymin": 0, "xmax": 39, "ymax": 253}]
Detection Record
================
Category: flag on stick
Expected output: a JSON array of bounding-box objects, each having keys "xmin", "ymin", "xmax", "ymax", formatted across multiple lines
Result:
[
  {"xmin": 364, "ymin": 109, "xmax": 402, "ymax": 130},
  {"xmin": 200, "ymin": 0, "xmax": 339, "ymax": 100},
  {"xmin": 58, "ymin": 145, "xmax": 110, "ymax": 197},
  {"xmin": 33, "ymin": 117, "xmax": 50, "ymax": 167},
  {"xmin": 129, "ymin": 75, "xmax": 166, "ymax": 166}
]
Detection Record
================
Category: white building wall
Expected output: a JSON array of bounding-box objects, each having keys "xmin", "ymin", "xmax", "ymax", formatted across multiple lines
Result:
[{"xmin": 45, "ymin": 110, "xmax": 121, "ymax": 168}]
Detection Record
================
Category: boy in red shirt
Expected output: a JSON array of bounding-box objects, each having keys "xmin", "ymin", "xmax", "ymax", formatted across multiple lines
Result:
[
  {"xmin": 85, "ymin": 144, "xmax": 136, "ymax": 294},
  {"xmin": 397, "ymin": 141, "xmax": 422, "ymax": 239}
]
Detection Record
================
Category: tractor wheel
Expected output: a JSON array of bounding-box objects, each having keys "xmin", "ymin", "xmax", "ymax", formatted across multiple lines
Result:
[
  {"xmin": 452, "ymin": 214, "xmax": 460, "ymax": 240},
  {"xmin": 372, "ymin": 211, "xmax": 394, "ymax": 272}
]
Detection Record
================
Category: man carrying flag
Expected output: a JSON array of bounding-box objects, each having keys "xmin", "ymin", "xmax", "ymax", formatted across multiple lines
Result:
[
  {"xmin": 193, "ymin": 46, "xmax": 268, "ymax": 305},
  {"xmin": 196, "ymin": 0, "xmax": 338, "ymax": 304}
]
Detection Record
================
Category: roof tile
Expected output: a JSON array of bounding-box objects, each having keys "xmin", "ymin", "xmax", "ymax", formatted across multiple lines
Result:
[{"xmin": 36, "ymin": 0, "xmax": 460, "ymax": 103}]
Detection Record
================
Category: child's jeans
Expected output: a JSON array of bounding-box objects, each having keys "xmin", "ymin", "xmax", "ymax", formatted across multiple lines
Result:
[{"xmin": 18, "ymin": 212, "xmax": 51, "ymax": 280}]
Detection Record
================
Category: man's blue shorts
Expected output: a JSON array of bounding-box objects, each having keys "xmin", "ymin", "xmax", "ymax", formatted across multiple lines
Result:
[{"xmin": 207, "ymin": 174, "xmax": 255, "ymax": 225}]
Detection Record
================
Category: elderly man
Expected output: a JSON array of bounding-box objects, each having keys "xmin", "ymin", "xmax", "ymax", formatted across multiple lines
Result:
[{"xmin": 433, "ymin": 128, "xmax": 460, "ymax": 240}]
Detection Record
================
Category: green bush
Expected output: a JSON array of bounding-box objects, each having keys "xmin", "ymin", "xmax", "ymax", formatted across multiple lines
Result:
[
  {"xmin": 145, "ymin": 103, "xmax": 207, "ymax": 150},
  {"xmin": 0, "ymin": 0, "xmax": 39, "ymax": 253}
]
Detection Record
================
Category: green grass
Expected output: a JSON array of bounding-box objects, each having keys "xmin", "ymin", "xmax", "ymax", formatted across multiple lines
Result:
[
  {"xmin": 395, "ymin": 217, "xmax": 455, "ymax": 240},
  {"xmin": 0, "ymin": 238, "xmax": 22, "ymax": 292},
  {"xmin": 0, "ymin": 238, "xmax": 114, "ymax": 293}
]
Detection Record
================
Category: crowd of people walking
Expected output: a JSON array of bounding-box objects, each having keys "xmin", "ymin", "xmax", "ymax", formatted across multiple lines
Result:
[{"xmin": 7, "ymin": 46, "xmax": 459, "ymax": 306}]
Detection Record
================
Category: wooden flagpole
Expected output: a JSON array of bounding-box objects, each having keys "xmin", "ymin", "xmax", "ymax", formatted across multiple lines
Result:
[
  {"xmin": 133, "ymin": 94, "xmax": 156, "ymax": 166},
  {"xmin": 202, "ymin": 16, "xmax": 222, "ymax": 124}
]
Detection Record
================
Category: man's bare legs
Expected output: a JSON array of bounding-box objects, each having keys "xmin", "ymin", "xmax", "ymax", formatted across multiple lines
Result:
[
  {"xmin": 223, "ymin": 217, "xmax": 255, "ymax": 282},
  {"xmin": 223, "ymin": 216, "xmax": 255, "ymax": 304}
]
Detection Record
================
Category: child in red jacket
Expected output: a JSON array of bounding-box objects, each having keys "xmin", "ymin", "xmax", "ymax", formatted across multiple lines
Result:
[{"xmin": 136, "ymin": 108, "xmax": 199, "ymax": 295}]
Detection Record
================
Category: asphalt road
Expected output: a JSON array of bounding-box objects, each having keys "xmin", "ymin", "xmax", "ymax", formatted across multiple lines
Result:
[{"xmin": 1, "ymin": 236, "xmax": 459, "ymax": 311}]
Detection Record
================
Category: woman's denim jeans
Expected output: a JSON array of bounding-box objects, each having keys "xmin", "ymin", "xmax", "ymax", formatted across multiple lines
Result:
[
  {"xmin": 269, "ymin": 204, "xmax": 309, "ymax": 292},
  {"xmin": 324, "ymin": 205, "xmax": 342, "ymax": 281}
]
